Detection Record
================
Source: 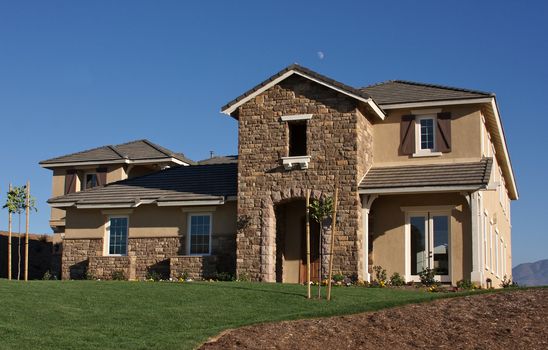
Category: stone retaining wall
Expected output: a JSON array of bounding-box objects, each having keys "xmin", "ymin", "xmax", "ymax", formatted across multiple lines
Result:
[
  {"xmin": 88, "ymin": 256, "xmax": 136, "ymax": 280},
  {"xmin": 170, "ymin": 255, "xmax": 218, "ymax": 280}
]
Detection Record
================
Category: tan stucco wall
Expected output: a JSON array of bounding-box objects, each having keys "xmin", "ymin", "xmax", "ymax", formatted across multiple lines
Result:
[
  {"xmin": 64, "ymin": 202, "xmax": 237, "ymax": 253},
  {"xmin": 481, "ymin": 186, "xmax": 512, "ymax": 286},
  {"xmin": 50, "ymin": 169, "xmax": 66, "ymax": 224},
  {"xmin": 370, "ymin": 193, "xmax": 471, "ymax": 285},
  {"xmin": 106, "ymin": 165, "xmax": 127, "ymax": 183},
  {"xmin": 372, "ymin": 105, "xmax": 483, "ymax": 166}
]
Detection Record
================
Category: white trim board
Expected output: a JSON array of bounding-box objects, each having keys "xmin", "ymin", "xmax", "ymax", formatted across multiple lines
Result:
[
  {"xmin": 359, "ymin": 185, "xmax": 485, "ymax": 195},
  {"xmin": 221, "ymin": 69, "xmax": 385, "ymax": 120},
  {"xmin": 40, "ymin": 157, "xmax": 189, "ymax": 169}
]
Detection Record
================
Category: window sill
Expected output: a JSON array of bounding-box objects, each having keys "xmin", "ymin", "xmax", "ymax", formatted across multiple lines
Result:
[
  {"xmin": 412, "ymin": 151, "xmax": 443, "ymax": 158},
  {"xmin": 281, "ymin": 155, "xmax": 311, "ymax": 170}
]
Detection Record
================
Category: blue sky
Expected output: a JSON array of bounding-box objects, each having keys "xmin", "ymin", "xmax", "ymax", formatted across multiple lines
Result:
[{"xmin": 0, "ymin": 1, "xmax": 546, "ymax": 266}]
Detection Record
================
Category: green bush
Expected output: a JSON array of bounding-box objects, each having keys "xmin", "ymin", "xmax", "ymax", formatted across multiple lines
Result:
[
  {"xmin": 215, "ymin": 272, "xmax": 235, "ymax": 281},
  {"xmin": 389, "ymin": 272, "xmax": 405, "ymax": 286},
  {"xmin": 42, "ymin": 270, "xmax": 53, "ymax": 280},
  {"xmin": 146, "ymin": 270, "xmax": 163, "ymax": 281},
  {"xmin": 456, "ymin": 279, "xmax": 473, "ymax": 290},
  {"xmin": 501, "ymin": 275, "xmax": 519, "ymax": 288},
  {"xmin": 111, "ymin": 270, "xmax": 126, "ymax": 281},
  {"xmin": 418, "ymin": 268, "xmax": 437, "ymax": 287},
  {"xmin": 333, "ymin": 274, "xmax": 345, "ymax": 282}
]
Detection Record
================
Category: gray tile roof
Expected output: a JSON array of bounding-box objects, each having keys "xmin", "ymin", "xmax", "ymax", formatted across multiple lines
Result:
[
  {"xmin": 198, "ymin": 155, "xmax": 238, "ymax": 165},
  {"xmin": 40, "ymin": 139, "xmax": 194, "ymax": 166},
  {"xmin": 48, "ymin": 163, "xmax": 237, "ymax": 205},
  {"xmin": 360, "ymin": 158, "xmax": 493, "ymax": 191},
  {"xmin": 221, "ymin": 64, "xmax": 373, "ymax": 116},
  {"xmin": 361, "ymin": 80, "xmax": 494, "ymax": 105}
]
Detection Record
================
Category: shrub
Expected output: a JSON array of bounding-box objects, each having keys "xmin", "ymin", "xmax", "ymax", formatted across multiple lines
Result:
[
  {"xmin": 333, "ymin": 274, "xmax": 345, "ymax": 282},
  {"xmin": 84, "ymin": 270, "xmax": 95, "ymax": 280},
  {"xmin": 215, "ymin": 272, "xmax": 235, "ymax": 281},
  {"xmin": 456, "ymin": 279, "xmax": 474, "ymax": 290},
  {"xmin": 42, "ymin": 270, "xmax": 52, "ymax": 280},
  {"xmin": 372, "ymin": 265, "xmax": 387, "ymax": 285},
  {"xmin": 418, "ymin": 268, "xmax": 437, "ymax": 287},
  {"xmin": 237, "ymin": 272, "xmax": 250, "ymax": 282},
  {"xmin": 111, "ymin": 270, "xmax": 126, "ymax": 281},
  {"xmin": 146, "ymin": 269, "xmax": 162, "ymax": 282},
  {"xmin": 501, "ymin": 275, "xmax": 519, "ymax": 288},
  {"xmin": 389, "ymin": 272, "xmax": 405, "ymax": 286}
]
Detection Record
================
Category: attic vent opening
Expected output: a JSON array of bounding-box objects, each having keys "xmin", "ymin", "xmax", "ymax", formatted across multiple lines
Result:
[{"xmin": 288, "ymin": 122, "xmax": 307, "ymax": 157}]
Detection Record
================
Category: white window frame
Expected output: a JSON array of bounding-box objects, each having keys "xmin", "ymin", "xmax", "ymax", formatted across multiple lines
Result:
[
  {"xmin": 187, "ymin": 213, "xmax": 213, "ymax": 256},
  {"xmin": 403, "ymin": 206, "xmax": 452, "ymax": 283},
  {"xmin": 105, "ymin": 215, "xmax": 129, "ymax": 256},
  {"xmin": 413, "ymin": 114, "xmax": 442, "ymax": 157}
]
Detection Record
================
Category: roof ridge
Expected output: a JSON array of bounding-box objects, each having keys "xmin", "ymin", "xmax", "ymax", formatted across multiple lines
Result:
[
  {"xmin": 108, "ymin": 145, "xmax": 126, "ymax": 159},
  {"xmin": 140, "ymin": 139, "xmax": 173, "ymax": 157}
]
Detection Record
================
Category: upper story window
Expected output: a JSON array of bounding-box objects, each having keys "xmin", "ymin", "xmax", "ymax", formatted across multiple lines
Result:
[
  {"xmin": 80, "ymin": 168, "xmax": 107, "ymax": 191},
  {"xmin": 280, "ymin": 114, "xmax": 312, "ymax": 170},
  {"xmin": 418, "ymin": 117, "xmax": 435, "ymax": 151},
  {"xmin": 400, "ymin": 111, "xmax": 451, "ymax": 157},
  {"xmin": 288, "ymin": 122, "xmax": 307, "ymax": 156},
  {"xmin": 83, "ymin": 173, "xmax": 98, "ymax": 190}
]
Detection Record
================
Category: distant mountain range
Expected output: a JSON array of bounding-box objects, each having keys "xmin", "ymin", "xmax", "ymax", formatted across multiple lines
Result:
[{"xmin": 513, "ymin": 259, "xmax": 548, "ymax": 286}]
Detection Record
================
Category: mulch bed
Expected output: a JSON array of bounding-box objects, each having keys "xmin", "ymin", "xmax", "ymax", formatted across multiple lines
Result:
[{"xmin": 200, "ymin": 288, "xmax": 548, "ymax": 349}]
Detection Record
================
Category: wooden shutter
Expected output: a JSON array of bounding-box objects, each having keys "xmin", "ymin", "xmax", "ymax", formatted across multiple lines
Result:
[
  {"xmin": 96, "ymin": 168, "xmax": 107, "ymax": 186},
  {"xmin": 400, "ymin": 115, "xmax": 416, "ymax": 155},
  {"xmin": 64, "ymin": 170, "xmax": 77, "ymax": 194},
  {"xmin": 436, "ymin": 112, "xmax": 452, "ymax": 153}
]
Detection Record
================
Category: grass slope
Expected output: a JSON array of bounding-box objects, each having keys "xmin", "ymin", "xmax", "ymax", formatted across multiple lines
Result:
[{"xmin": 0, "ymin": 280, "xmax": 474, "ymax": 349}]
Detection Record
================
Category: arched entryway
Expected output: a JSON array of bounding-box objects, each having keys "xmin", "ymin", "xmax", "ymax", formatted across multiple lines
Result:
[{"xmin": 274, "ymin": 199, "xmax": 320, "ymax": 283}]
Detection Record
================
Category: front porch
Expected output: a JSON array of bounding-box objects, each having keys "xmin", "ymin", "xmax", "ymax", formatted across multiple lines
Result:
[{"xmin": 362, "ymin": 192, "xmax": 481, "ymax": 286}]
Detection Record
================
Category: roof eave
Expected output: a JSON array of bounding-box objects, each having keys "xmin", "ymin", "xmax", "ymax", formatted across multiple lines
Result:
[{"xmin": 221, "ymin": 67, "xmax": 386, "ymax": 120}]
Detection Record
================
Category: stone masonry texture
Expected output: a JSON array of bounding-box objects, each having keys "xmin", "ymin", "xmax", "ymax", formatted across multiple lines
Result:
[
  {"xmin": 61, "ymin": 235, "xmax": 235, "ymax": 280},
  {"xmin": 236, "ymin": 75, "xmax": 374, "ymax": 282}
]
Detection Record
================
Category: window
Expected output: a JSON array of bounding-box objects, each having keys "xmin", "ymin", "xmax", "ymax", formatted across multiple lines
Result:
[
  {"xmin": 82, "ymin": 173, "xmax": 98, "ymax": 190},
  {"xmin": 188, "ymin": 214, "xmax": 212, "ymax": 255},
  {"xmin": 288, "ymin": 122, "xmax": 307, "ymax": 157},
  {"xmin": 419, "ymin": 117, "xmax": 435, "ymax": 150},
  {"xmin": 107, "ymin": 217, "xmax": 128, "ymax": 255}
]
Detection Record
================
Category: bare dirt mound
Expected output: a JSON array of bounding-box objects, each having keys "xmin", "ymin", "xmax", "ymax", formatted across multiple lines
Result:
[{"xmin": 200, "ymin": 289, "xmax": 547, "ymax": 349}]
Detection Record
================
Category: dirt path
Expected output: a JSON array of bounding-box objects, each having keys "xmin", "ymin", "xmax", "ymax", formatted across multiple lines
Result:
[{"xmin": 200, "ymin": 289, "xmax": 547, "ymax": 349}]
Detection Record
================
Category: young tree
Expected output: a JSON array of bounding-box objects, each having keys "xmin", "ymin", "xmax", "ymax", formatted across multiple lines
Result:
[
  {"xmin": 308, "ymin": 196, "xmax": 333, "ymax": 299},
  {"xmin": 3, "ymin": 185, "xmax": 36, "ymax": 280}
]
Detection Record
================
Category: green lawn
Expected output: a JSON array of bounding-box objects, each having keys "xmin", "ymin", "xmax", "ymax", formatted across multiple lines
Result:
[{"xmin": 0, "ymin": 280, "xmax": 480, "ymax": 350}]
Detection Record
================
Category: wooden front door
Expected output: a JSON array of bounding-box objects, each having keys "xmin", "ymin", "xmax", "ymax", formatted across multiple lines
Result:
[{"xmin": 300, "ymin": 220, "xmax": 321, "ymax": 283}]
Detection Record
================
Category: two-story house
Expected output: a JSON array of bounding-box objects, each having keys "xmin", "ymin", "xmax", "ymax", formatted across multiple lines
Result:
[
  {"xmin": 40, "ymin": 139, "xmax": 193, "ymax": 234},
  {"xmin": 45, "ymin": 65, "xmax": 517, "ymax": 287}
]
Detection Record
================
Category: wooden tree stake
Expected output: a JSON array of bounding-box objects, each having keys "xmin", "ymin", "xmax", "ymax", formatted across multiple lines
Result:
[
  {"xmin": 8, "ymin": 183, "xmax": 12, "ymax": 280},
  {"xmin": 326, "ymin": 187, "xmax": 339, "ymax": 301},
  {"xmin": 305, "ymin": 189, "xmax": 311, "ymax": 299},
  {"xmin": 24, "ymin": 181, "xmax": 30, "ymax": 282}
]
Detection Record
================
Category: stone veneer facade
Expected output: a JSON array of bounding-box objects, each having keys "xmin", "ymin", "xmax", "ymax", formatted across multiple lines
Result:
[
  {"xmin": 236, "ymin": 75, "xmax": 374, "ymax": 282},
  {"xmin": 61, "ymin": 235, "xmax": 235, "ymax": 280}
]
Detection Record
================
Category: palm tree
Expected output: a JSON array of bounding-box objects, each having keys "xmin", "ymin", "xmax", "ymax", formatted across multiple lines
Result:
[
  {"xmin": 308, "ymin": 196, "xmax": 333, "ymax": 299},
  {"xmin": 3, "ymin": 185, "xmax": 36, "ymax": 280}
]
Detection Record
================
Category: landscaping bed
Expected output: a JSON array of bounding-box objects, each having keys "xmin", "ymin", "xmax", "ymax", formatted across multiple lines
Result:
[{"xmin": 201, "ymin": 288, "xmax": 547, "ymax": 349}]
